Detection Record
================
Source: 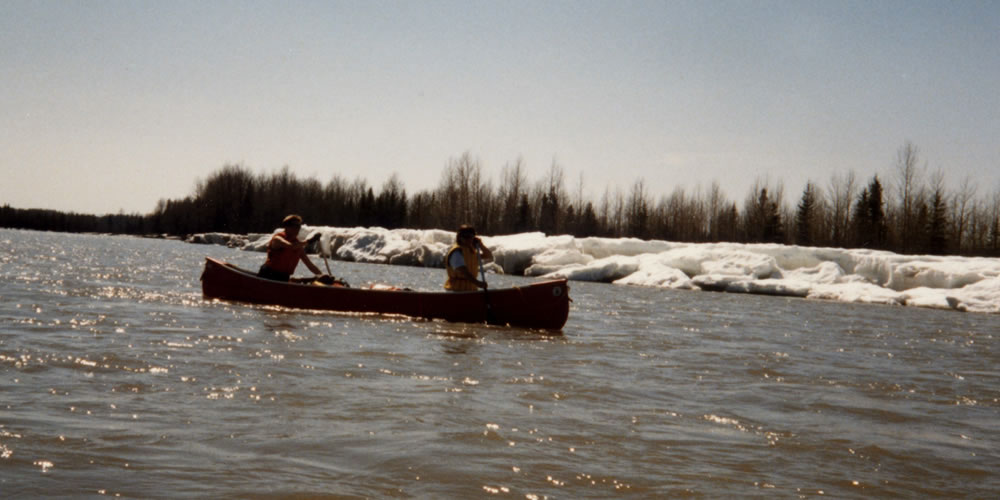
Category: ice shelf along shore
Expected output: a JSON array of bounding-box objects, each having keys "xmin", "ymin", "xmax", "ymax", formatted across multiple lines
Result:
[{"xmin": 189, "ymin": 226, "xmax": 1000, "ymax": 314}]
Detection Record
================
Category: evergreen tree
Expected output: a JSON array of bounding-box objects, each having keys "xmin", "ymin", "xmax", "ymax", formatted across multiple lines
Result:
[
  {"xmin": 764, "ymin": 200, "xmax": 784, "ymax": 243},
  {"xmin": 515, "ymin": 194, "xmax": 532, "ymax": 233},
  {"xmin": 926, "ymin": 188, "xmax": 948, "ymax": 254},
  {"xmin": 578, "ymin": 202, "xmax": 600, "ymax": 237},
  {"xmin": 853, "ymin": 176, "xmax": 887, "ymax": 248},
  {"xmin": 795, "ymin": 182, "xmax": 819, "ymax": 246},
  {"xmin": 538, "ymin": 189, "xmax": 559, "ymax": 235},
  {"xmin": 563, "ymin": 204, "xmax": 577, "ymax": 236},
  {"xmin": 745, "ymin": 187, "xmax": 783, "ymax": 243},
  {"xmin": 358, "ymin": 187, "xmax": 376, "ymax": 227}
]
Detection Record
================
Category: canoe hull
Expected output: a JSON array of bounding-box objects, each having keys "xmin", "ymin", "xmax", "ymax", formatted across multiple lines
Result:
[{"xmin": 200, "ymin": 258, "xmax": 570, "ymax": 330}]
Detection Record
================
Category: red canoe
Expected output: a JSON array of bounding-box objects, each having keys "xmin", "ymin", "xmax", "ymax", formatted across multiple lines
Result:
[{"xmin": 200, "ymin": 258, "xmax": 570, "ymax": 330}]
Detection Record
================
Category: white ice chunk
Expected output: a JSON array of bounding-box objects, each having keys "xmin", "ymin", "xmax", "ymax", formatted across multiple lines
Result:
[
  {"xmin": 542, "ymin": 255, "xmax": 639, "ymax": 282},
  {"xmin": 614, "ymin": 254, "xmax": 695, "ymax": 289},
  {"xmin": 945, "ymin": 277, "xmax": 1000, "ymax": 314},
  {"xmin": 807, "ymin": 282, "xmax": 905, "ymax": 306}
]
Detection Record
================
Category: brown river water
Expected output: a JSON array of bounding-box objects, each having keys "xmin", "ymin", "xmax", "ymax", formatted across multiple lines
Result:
[{"xmin": 1, "ymin": 229, "xmax": 998, "ymax": 498}]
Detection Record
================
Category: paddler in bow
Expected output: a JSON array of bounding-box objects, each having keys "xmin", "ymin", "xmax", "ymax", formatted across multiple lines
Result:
[
  {"xmin": 257, "ymin": 214, "xmax": 334, "ymax": 284},
  {"xmin": 444, "ymin": 224, "xmax": 494, "ymax": 291}
]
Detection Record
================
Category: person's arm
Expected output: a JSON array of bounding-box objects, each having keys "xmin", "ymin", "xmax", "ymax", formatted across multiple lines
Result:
[
  {"xmin": 299, "ymin": 233, "xmax": 324, "ymax": 276},
  {"xmin": 450, "ymin": 250, "xmax": 487, "ymax": 289},
  {"xmin": 270, "ymin": 234, "xmax": 307, "ymax": 251},
  {"xmin": 454, "ymin": 265, "xmax": 485, "ymax": 289},
  {"xmin": 300, "ymin": 254, "xmax": 323, "ymax": 275},
  {"xmin": 475, "ymin": 237, "xmax": 494, "ymax": 263}
]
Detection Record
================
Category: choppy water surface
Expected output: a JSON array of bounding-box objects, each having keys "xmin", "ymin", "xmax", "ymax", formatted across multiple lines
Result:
[{"xmin": 1, "ymin": 229, "xmax": 997, "ymax": 498}]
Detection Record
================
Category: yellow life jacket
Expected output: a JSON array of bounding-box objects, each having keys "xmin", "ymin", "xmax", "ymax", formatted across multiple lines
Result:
[{"xmin": 444, "ymin": 244, "xmax": 480, "ymax": 291}]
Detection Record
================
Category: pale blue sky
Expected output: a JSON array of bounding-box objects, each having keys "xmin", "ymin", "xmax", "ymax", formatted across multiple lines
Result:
[{"xmin": 2, "ymin": 0, "xmax": 998, "ymax": 214}]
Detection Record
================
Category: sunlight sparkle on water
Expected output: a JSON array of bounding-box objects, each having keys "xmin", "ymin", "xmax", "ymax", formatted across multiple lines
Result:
[{"xmin": 3, "ymin": 230, "xmax": 999, "ymax": 497}]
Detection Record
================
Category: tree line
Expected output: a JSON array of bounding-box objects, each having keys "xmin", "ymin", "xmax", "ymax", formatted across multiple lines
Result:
[
  {"xmin": 0, "ymin": 206, "xmax": 148, "ymax": 235},
  {"xmin": 3, "ymin": 142, "xmax": 999, "ymax": 256}
]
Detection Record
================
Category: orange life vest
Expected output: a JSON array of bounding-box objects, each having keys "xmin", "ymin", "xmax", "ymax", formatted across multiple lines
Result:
[
  {"xmin": 444, "ymin": 244, "xmax": 480, "ymax": 291},
  {"xmin": 263, "ymin": 231, "xmax": 302, "ymax": 275}
]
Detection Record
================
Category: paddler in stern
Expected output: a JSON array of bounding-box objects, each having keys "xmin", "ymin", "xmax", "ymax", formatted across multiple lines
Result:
[
  {"xmin": 257, "ymin": 214, "xmax": 328, "ymax": 283},
  {"xmin": 444, "ymin": 224, "xmax": 494, "ymax": 291}
]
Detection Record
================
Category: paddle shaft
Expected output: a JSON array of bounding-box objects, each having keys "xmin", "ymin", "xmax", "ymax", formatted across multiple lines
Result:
[
  {"xmin": 312, "ymin": 232, "xmax": 332, "ymax": 275},
  {"xmin": 476, "ymin": 245, "xmax": 493, "ymax": 322}
]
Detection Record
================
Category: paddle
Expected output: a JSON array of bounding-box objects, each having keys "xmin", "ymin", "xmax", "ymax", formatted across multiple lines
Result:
[
  {"xmin": 322, "ymin": 252, "xmax": 333, "ymax": 276},
  {"xmin": 310, "ymin": 231, "xmax": 342, "ymax": 286},
  {"xmin": 476, "ymin": 243, "xmax": 494, "ymax": 324}
]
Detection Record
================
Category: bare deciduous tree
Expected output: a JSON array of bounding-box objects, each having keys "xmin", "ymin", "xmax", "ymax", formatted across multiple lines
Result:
[
  {"xmin": 827, "ymin": 170, "xmax": 857, "ymax": 247},
  {"xmin": 949, "ymin": 175, "xmax": 977, "ymax": 253},
  {"xmin": 892, "ymin": 141, "xmax": 924, "ymax": 252}
]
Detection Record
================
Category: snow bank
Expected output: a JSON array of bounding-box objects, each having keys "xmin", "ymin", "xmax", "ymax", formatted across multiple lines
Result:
[
  {"xmin": 187, "ymin": 233, "xmax": 250, "ymax": 247},
  {"xmin": 203, "ymin": 226, "xmax": 1000, "ymax": 314},
  {"xmin": 243, "ymin": 226, "xmax": 454, "ymax": 267}
]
